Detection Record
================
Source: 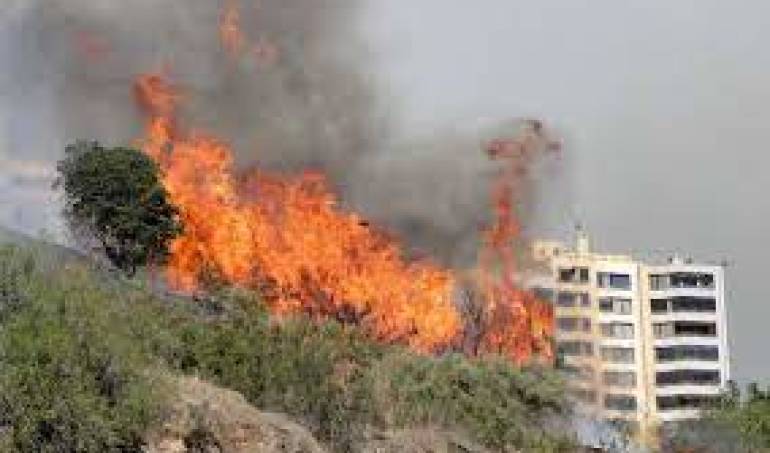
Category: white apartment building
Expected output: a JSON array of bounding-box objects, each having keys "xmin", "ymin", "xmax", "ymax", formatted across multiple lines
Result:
[{"xmin": 531, "ymin": 231, "xmax": 730, "ymax": 444}]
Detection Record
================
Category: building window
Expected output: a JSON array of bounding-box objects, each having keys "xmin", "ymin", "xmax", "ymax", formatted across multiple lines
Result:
[
  {"xmin": 653, "ymin": 273, "xmax": 716, "ymax": 290},
  {"xmin": 557, "ymin": 291, "xmax": 576, "ymax": 307},
  {"xmin": 604, "ymin": 394, "xmax": 637, "ymax": 411},
  {"xmin": 655, "ymin": 345, "xmax": 719, "ymax": 362},
  {"xmin": 671, "ymin": 297, "xmax": 716, "ymax": 312},
  {"xmin": 557, "ymin": 317, "xmax": 592, "ymax": 333},
  {"xmin": 597, "ymin": 273, "xmax": 608, "ymax": 288},
  {"xmin": 599, "ymin": 297, "xmax": 632, "ymax": 314},
  {"xmin": 603, "ymin": 371, "xmax": 636, "ymax": 388},
  {"xmin": 559, "ymin": 268, "xmax": 576, "ymax": 283},
  {"xmin": 597, "ymin": 272, "xmax": 631, "ymax": 290},
  {"xmin": 653, "ymin": 322, "xmax": 675, "ymax": 339},
  {"xmin": 559, "ymin": 267, "xmax": 590, "ymax": 284},
  {"xmin": 650, "ymin": 274, "xmax": 668, "ymax": 290},
  {"xmin": 675, "ymin": 321, "xmax": 717, "ymax": 337},
  {"xmin": 656, "ymin": 370, "xmax": 721, "ymax": 387},
  {"xmin": 558, "ymin": 340, "xmax": 594, "ymax": 357},
  {"xmin": 651, "ymin": 299, "xmax": 669, "ymax": 313},
  {"xmin": 601, "ymin": 322, "xmax": 634, "ymax": 339},
  {"xmin": 669, "ymin": 272, "xmax": 715, "ymax": 289},
  {"xmin": 657, "ymin": 395, "xmax": 720, "ymax": 411},
  {"xmin": 556, "ymin": 291, "xmax": 589, "ymax": 308},
  {"xmin": 562, "ymin": 364, "xmax": 594, "ymax": 382},
  {"xmin": 601, "ymin": 347, "xmax": 635, "ymax": 364},
  {"xmin": 557, "ymin": 317, "xmax": 578, "ymax": 332},
  {"xmin": 654, "ymin": 321, "xmax": 717, "ymax": 338},
  {"xmin": 653, "ymin": 297, "xmax": 716, "ymax": 313}
]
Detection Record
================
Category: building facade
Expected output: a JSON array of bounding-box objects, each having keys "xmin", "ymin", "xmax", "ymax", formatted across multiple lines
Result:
[{"xmin": 531, "ymin": 232, "xmax": 730, "ymax": 444}]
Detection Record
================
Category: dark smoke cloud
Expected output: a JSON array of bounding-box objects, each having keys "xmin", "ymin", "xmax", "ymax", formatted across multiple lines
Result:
[
  {"xmin": 2, "ymin": 0, "xmax": 556, "ymax": 267},
  {"xmin": 13, "ymin": 0, "xmax": 379, "ymax": 167}
]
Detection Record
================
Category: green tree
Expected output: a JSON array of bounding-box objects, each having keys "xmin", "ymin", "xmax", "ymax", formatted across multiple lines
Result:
[
  {"xmin": 664, "ymin": 381, "xmax": 770, "ymax": 452},
  {"xmin": 55, "ymin": 141, "xmax": 181, "ymax": 277},
  {"xmin": 713, "ymin": 382, "xmax": 770, "ymax": 450}
]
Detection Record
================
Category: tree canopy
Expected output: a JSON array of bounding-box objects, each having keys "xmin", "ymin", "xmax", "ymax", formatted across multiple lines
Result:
[
  {"xmin": 56, "ymin": 141, "xmax": 181, "ymax": 276},
  {"xmin": 713, "ymin": 382, "xmax": 770, "ymax": 450},
  {"xmin": 662, "ymin": 381, "xmax": 770, "ymax": 452}
]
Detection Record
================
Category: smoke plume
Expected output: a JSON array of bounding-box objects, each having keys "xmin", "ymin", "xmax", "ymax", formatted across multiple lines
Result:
[{"xmin": 1, "ymin": 0, "xmax": 555, "ymax": 267}]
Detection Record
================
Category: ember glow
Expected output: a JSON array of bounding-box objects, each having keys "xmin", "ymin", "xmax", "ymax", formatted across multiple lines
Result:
[{"xmin": 131, "ymin": 2, "xmax": 555, "ymax": 363}]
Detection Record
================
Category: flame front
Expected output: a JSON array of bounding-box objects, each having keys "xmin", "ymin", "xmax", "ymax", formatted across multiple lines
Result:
[
  {"xmin": 128, "ymin": 2, "xmax": 554, "ymax": 364},
  {"xmin": 135, "ymin": 74, "xmax": 460, "ymax": 352}
]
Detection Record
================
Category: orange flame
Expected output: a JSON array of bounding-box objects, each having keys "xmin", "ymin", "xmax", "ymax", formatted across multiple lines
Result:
[
  {"xmin": 220, "ymin": 1, "xmax": 277, "ymax": 66},
  {"xmin": 476, "ymin": 123, "xmax": 559, "ymax": 365},
  {"xmin": 128, "ymin": 3, "xmax": 556, "ymax": 364},
  {"xmin": 220, "ymin": 0, "xmax": 246, "ymax": 57},
  {"xmin": 135, "ymin": 74, "xmax": 460, "ymax": 351}
]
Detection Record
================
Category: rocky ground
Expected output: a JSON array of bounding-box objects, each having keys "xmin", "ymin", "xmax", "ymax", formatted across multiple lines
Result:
[{"xmin": 146, "ymin": 377, "xmax": 497, "ymax": 453}]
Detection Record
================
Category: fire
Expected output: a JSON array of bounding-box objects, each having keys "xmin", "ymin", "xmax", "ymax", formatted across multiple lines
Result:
[
  {"xmin": 135, "ymin": 74, "xmax": 460, "ymax": 351},
  {"xmin": 219, "ymin": 1, "xmax": 277, "ymax": 66},
  {"xmin": 129, "ymin": 2, "xmax": 555, "ymax": 364},
  {"xmin": 220, "ymin": 0, "xmax": 246, "ymax": 57},
  {"xmin": 476, "ymin": 122, "xmax": 560, "ymax": 365}
]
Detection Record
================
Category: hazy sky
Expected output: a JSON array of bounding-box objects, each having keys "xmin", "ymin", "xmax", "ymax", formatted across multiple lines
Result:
[
  {"xmin": 1, "ymin": 1, "xmax": 768, "ymax": 383},
  {"xmin": 364, "ymin": 1, "xmax": 770, "ymax": 383}
]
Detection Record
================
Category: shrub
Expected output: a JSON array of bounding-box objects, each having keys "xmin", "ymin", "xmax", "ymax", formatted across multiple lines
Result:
[
  {"xmin": 0, "ymin": 246, "xmax": 163, "ymax": 452},
  {"xmin": 0, "ymin": 245, "xmax": 576, "ymax": 452},
  {"xmin": 155, "ymin": 291, "xmax": 575, "ymax": 451},
  {"xmin": 0, "ymin": 246, "xmax": 35, "ymax": 322},
  {"xmin": 371, "ymin": 352, "xmax": 571, "ymax": 450}
]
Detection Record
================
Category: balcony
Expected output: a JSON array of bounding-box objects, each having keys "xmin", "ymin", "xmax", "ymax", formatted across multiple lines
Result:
[
  {"xmin": 651, "ymin": 297, "xmax": 716, "ymax": 314},
  {"xmin": 653, "ymin": 321, "xmax": 717, "ymax": 340},
  {"xmin": 602, "ymin": 371, "xmax": 636, "ymax": 389},
  {"xmin": 555, "ymin": 291, "xmax": 591, "ymax": 309},
  {"xmin": 649, "ymin": 272, "xmax": 716, "ymax": 291},
  {"xmin": 656, "ymin": 369, "xmax": 721, "ymax": 388},
  {"xmin": 597, "ymin": 272, "xmax": 632, "ymax": 290},
  {"xmin": 655, "ymin": 345, "xmax": 719, "ymax": 363},
  {"xmin": 558, "ymin": 266, "xmax": 590, "ymax": 284},
  {"xmin": 600, "ymin": 346, "xmax": 635, "ymax": 365}
]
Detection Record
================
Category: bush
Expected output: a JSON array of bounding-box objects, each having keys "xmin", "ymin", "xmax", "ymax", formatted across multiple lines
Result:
[
  {"xmin": 0, "ymin": 246, "xmax": 163, "ymax": 452},
  {"xmin": 153, "ymin": 291, "xmax": 575, "ymax": 451},
  {"xmin": 0, "ymin": 245, "xmax": 576, "ymax": 452},
  {"xmin": 371, "ymin": 353, "xmax": 570, "ymax": 450},
  {"xmin": 0, "ymin": 246, "xmax": 35, "ymax": 322}
]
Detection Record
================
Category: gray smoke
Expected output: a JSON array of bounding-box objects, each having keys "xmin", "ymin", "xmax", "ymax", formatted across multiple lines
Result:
[
  {"xmin": 6, "ymin": 0, "xmax": 378, "ymax": 166},
  {"xmin": 1, "ymin": 0, "xmax": 558, "ymax": 266}
]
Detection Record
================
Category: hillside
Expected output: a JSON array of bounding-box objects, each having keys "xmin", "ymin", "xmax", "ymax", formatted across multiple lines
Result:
[
  {"xmin": 0, "ymin": 226, "xmax": 30, "ymax": 245},
  {"xmin": 0, "ymin": 243, "xmax": 577, "ymax": 452},
  {"xmin": 0, "ymin": 225, "xmax": 80, "ymax": 262}
]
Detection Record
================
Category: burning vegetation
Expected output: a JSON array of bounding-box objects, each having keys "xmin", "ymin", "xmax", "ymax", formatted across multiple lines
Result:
[
  {"xmin": 135, "ymin": 73, "xmax": 460, "ymax": 352},
  {"xmin": 128, "ymin": 1, "xmax": 557, "ymax": 365}
]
